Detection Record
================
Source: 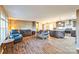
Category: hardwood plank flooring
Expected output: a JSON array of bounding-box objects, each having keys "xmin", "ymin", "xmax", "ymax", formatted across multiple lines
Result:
[{"xmin": 3, "ymin": 35, "xmax": 77, "ymax": 54}]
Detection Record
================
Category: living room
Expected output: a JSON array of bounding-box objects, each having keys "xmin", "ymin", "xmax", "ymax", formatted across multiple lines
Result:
[{"xmin": 0, "ymin": 5, "xmax": 79, "ymax": 54}]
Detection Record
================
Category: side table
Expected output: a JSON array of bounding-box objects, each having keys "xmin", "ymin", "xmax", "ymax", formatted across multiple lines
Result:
[{"xmin": 2, "ymin": 39, "xmax": 15, "ymax": 53}]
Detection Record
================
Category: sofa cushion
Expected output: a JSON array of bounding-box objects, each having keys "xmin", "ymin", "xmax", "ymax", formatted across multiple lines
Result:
[
  {"xmin": 20, "ymin": 29, "xmax": 32, "ymax": 37},
  {"xmin": 50, "ymin": 30, "xmax": 65, "ymax": 38},
  {"xmin": 10, "ymin": 30, "xmax": 23, "ymax": 43}
]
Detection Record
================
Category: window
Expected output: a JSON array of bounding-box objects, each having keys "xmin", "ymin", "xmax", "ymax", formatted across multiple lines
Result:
[{"xmin": 0, "ymin": 12, "xmax": 8, "ymax": 45}]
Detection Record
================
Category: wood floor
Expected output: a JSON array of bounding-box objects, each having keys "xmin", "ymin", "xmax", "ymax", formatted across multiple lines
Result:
[{"xmin": 3, "ymin": 35, "xmax": 77, "ymax": 54}]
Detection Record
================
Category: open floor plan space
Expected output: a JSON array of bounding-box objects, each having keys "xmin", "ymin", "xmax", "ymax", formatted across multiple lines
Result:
[{"xmin": 0, "ymin": 5, "xmax": 79, "ymax": 54}]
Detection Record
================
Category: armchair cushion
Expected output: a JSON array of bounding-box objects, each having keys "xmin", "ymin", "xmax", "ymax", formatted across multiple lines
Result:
[{"xmin": 10, "ymin": 30, "xmax": 23, "ymax": 43}]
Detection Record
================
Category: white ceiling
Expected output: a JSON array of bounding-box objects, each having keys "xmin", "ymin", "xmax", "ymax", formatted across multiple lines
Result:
[{"xmin": 4, "ymin": 5, "xmax": 79, "ymax": 23}]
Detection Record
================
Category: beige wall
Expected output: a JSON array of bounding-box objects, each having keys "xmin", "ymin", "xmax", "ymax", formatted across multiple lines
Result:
[
  {"xmin": 38, "ymin": 22, "xmax": 56, "ymax": 30},
  {"xmin": 9, "ymin": 19, "xmax": 76, "ymax": 32},
  {"xmin": 9, "ymin": 20, "xmax": 36, "ymax": 30},
  {"xmin": 38, "ymin": 23, "xmax": 43, "ymax": 30}
]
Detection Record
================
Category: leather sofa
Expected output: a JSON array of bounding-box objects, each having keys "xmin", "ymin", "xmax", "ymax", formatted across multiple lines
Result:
[
  {"xmin": 19, "ymin": 29, "xmax": 32, "ymax": 37},
  {"xmin": 71, "ymin": 30, "xmax": 76, "ymax": 37},
  {"xmin": 10, "ymin": 30, "xmax": 23, "ymax": 43},
  {"xmin": 50, "ymin": 30, "xmax": 65, "ymax": 38},
  {"xmin": 50, "ymin": 30, "xmax": 56, "ymax": 37}
]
